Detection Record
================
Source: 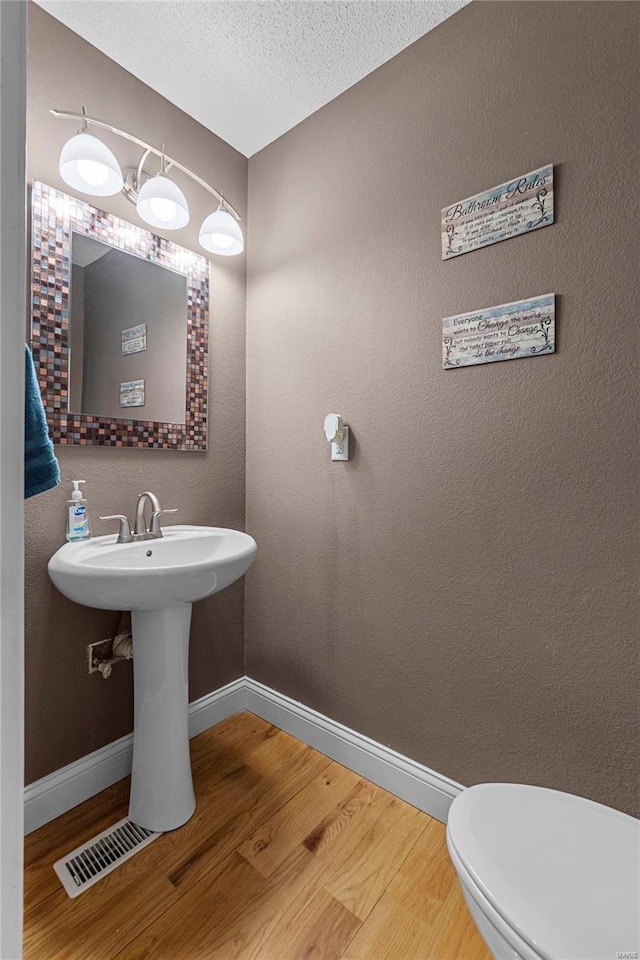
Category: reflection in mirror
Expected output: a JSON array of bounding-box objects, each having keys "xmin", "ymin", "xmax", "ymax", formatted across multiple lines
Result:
[
  {"xmin": 30, "ymin": 182, "xmax": 209, "ymax": 450},
  {"xmin": 69, "ymin": 233, "xmax": 187, "ymax": 423}
]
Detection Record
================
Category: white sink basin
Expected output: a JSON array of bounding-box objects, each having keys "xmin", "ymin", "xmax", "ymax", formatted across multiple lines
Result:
[
  {"xmin": 48, "ymin": 524, "xmax": 256, "ymax": 611},
  {"xmin": 47, "ymin": 523, "xmax": 256, "ymax": 833}
]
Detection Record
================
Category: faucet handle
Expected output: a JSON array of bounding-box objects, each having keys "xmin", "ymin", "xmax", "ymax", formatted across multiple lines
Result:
[
  {"xmin": 149, "ymin": 508, "xmax": 177, "ymax": 536},
  {"xmin": 98, "ymin": 514, "xmax": 133, "ymax": 543}
]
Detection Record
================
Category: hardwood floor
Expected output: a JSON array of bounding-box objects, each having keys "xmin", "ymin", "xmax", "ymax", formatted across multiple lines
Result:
[{"xmin": 24, "ymin": 713, "xmax": 492, "ymax": 960}]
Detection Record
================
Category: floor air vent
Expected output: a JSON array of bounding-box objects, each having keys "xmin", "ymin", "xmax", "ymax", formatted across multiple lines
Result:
[{"xmin": 54, "ymin": 817, "xmax": 161, "ymax": 898}]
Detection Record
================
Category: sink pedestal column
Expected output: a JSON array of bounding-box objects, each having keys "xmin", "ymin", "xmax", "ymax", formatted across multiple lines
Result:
[{"xmin": 129, "ymin": 604, "xmax": 196, "ymax": 832}]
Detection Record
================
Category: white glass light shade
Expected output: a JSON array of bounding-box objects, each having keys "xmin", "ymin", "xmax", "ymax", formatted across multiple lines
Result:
[
  {"xmin": 59, "ymin": 132, "xmax": 124, "ymax": 196},
  {"xmin": 198, "ymin": 209, "xmax": 244, "ymax": 256},
  {"xmin": 136, "ymin": 175, "xmax": 190, "ymax": 230}
]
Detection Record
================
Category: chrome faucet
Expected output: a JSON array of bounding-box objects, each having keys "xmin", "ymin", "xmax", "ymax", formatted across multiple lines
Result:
[
  {"xmin": 135, "ymin": 491, "xmax": 161, "ymax": 537},
  {"xmin": 99, "ymin": 491, "xmax": 177, "ymax": 543}
]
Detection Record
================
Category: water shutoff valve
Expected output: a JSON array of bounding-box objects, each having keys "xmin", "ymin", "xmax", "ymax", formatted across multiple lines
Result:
[{"xmin": 88, "ymin": 634, "xmax": 133, "ymax": 679}]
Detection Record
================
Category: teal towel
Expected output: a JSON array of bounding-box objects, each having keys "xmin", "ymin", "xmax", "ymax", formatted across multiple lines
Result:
[{"xmin": 24, "ymin": 345, "xmax": 60, "ymax": 498}]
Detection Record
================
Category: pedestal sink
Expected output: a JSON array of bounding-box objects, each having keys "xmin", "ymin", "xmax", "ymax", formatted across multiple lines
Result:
[{"xmin": 48, "ymin": 525, "xmax": 256, "ymax": 832}]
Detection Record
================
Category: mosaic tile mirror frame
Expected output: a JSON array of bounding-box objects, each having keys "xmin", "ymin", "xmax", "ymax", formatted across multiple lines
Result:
[{"xmin": 30, "ymin": 181, "xmax": 209, "ymax": 450}]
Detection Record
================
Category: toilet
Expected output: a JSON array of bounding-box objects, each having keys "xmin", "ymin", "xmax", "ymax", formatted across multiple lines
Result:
[{"xmin": 447, "ymin": 783, "xmax": 640, "ymax": 960}]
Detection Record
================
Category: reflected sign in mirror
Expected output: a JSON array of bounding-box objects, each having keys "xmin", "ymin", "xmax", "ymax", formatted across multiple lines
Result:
[{"xmin": 31, "ymin": 182, "xmax": 209, "ymax": 450}]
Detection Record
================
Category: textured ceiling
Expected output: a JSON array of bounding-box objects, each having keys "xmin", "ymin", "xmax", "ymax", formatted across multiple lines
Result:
[{"xmin": 37, "ymin": 0, "xmax": 468, "ymax": 157}]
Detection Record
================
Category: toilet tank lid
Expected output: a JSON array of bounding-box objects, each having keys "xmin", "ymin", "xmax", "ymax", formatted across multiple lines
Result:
[{"xmin": 447, "ymin": 783, "xmax": 640, "ymax": 960}]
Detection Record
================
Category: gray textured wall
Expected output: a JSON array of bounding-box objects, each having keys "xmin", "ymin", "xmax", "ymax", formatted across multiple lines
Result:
[
  {"xmin": 25, "ymin": 4, "xmax": 248, "ymax": 784},
  {"xmin": 246, "ymin": 1, "xmax": 640, "ymax": 815}
]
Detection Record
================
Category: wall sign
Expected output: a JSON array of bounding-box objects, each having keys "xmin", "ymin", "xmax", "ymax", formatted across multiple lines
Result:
[
  {"xmin": 441, "ymin": 165, "xmax": 553, "ymax": 260},
  {"xmin": 120, "ymin": 379, "xmax": 145, "ymax": 408},
  {"xmin": 122, "ymin": 323, "xmax": 147, "ymax": 355},
  {"xmin": 443, "ymin": 294, "xmax": 555, "ymax": 369}
]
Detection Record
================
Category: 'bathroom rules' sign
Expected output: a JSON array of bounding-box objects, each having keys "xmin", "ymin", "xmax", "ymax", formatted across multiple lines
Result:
[
  {"xmin": 443, "ymin": 294, "xmax": 555, "ymax": 369},
  {"xmin": 441, "ymin": 165, "xmax": 553, "ymax": 259}
]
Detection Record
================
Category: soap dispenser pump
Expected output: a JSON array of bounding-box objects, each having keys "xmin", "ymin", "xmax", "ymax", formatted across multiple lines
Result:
[{"xmin": 66, "ymin": 480, "xmax": 92, "ymax": 542}]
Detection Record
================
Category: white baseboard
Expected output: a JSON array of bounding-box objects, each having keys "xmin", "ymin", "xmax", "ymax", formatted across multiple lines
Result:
[
  {"xmin": 187, "ymin": 676, "xmax": 246, "ymax": 739},
  {"xmin": 24, "ymin": 678, "xmax": 245, "ymax": 835},
  {"xmin": 25, "ymin": 675, "xmax": 462, "ymax": 834},
  {"xmin": 244, "ymin": 679, "xmax": 463, "ymax": 823}
]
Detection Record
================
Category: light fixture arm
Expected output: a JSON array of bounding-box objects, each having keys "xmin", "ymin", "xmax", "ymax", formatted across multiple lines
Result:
[
  {"xmin": 135, "ymin": 147, "xmax": 153, "ymax": 194},
  {"xmin": 50, "ymin": 107, "xmax": 242, "ymax": 222}
]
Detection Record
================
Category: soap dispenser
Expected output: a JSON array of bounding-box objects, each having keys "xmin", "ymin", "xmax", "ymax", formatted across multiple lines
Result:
[{"xmin": 66, "ymin": 480, "xmax": 92, "ymax": 542}]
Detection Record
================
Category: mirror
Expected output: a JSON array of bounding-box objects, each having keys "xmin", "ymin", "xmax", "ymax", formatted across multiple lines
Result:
[
  {"xmin": 69, "ymin": 233, "xmax": 187, "ymax": 424},
  {"xmin": 30, "ymin": 181, "xmax": 209, "ymax": 450}
]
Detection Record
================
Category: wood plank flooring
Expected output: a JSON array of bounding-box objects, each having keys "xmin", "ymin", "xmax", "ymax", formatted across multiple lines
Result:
[{"xmin": 24, "ymin": 713, "xmax": 492, "ymax": 960}]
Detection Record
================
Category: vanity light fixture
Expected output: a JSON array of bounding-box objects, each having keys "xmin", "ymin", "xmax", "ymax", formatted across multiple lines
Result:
[
  {"xmin": 52, "ymin": 106, "xmax": 243, "ymax": 255},
  {"xmin": 135, "ymin": 149, "xmax": 190, "ymax": 230},
  {"xmin": 58, "ymin": 109, "xmax": 124, "ymax": 197},
  {"xmin": 199, "ymin": 204, "xmax": 244, "ymax": 256}
]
